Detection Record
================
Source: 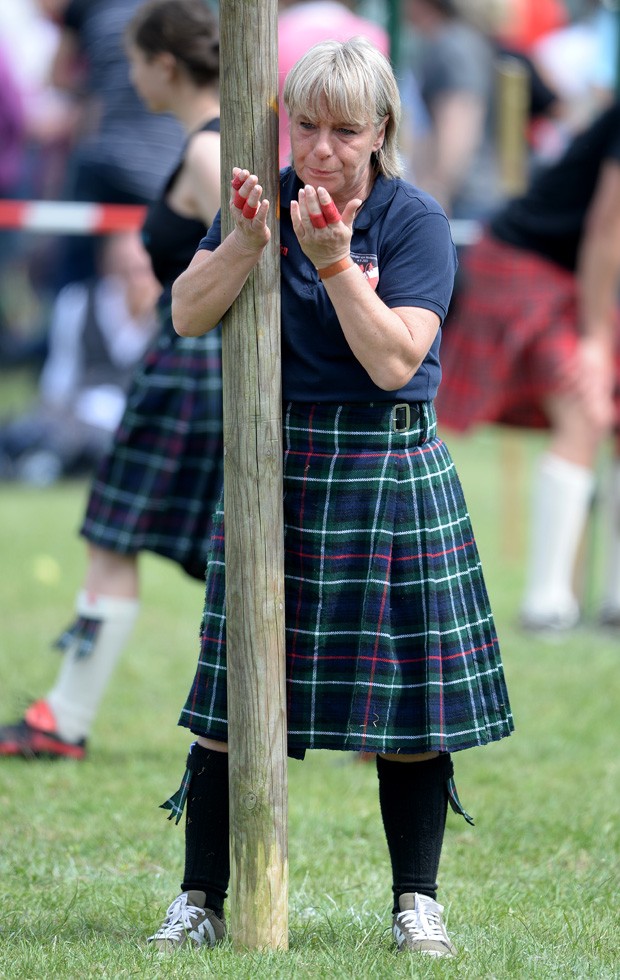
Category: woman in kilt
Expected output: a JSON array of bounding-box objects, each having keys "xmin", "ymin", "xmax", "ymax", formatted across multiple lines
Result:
[
  {"xmin": 0, "ymin": 0, "xmax": 223, "ymax": 760},
  {"xmin": 435, "ymin": 102, "xmax": 620, "ymax": 635},
  {"xmin": 147, "ymin": 37, "xmax": 513, "ymax": 958}
]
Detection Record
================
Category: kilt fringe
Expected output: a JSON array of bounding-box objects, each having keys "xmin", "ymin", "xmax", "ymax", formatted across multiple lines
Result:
[
  {"xmin": 447, "ymin": 775, "xmax": 474, "ymax": 825},
  {"xmin": 160, "ymin": 743, "xmax": 199, "ymax": 824}
]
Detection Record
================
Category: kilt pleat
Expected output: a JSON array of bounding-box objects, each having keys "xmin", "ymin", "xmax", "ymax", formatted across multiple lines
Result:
[
  {"xmin": 180, "ymin": 401, "xmax": 513, "ymax": 754},
  {"xmin": 80, "ymin": 318, "xmax": 223, "ymax": 576},
  {"xmin": 436, "ymin": 232, "xmax": 620, "ymax": 432}
]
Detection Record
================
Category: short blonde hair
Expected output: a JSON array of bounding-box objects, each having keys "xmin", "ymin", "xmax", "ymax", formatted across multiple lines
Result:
[{"xmin": 283, "ymin": 37, "xmax": 402, "ymax": 179}]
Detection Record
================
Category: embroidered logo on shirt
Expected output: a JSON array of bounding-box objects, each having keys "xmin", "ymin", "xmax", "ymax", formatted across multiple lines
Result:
[{"xmin": 351, "ymin": 253, "xmax": 379, "ymax": 290}]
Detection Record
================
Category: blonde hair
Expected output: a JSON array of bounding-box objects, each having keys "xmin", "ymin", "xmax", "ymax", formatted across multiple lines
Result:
[{"xmin": 283, "ymin": 37, "xmax": 402, "ymax": 179}]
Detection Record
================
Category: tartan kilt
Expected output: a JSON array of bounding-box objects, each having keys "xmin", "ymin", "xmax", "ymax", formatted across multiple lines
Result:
[
  {"xmin": 180, "ymin": 401, "xmax": 513, "ymax": 755},
  {"xmin": 435, "ymin": 231, "xmax": 620, "ymax": 432},
  {"xmin": 80, "ymin": 310, "xmax": 223, "ymax": 578}
]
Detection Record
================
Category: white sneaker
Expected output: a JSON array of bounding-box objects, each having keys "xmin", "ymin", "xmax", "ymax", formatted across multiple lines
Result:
[
  {"xmin": 519, "ymin": 605, "xmax": 580, "ymax": 639},
  {"xmin": 147, "ymin": 891, "xmax": 226, "ymax": 953},
  {"xmin": 392, "ymin": 892, "xmax": 456, "ymax": 957}
]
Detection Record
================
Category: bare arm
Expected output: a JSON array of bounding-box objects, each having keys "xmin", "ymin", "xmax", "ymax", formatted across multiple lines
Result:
[
  {"xmin": 415, "ymin": 93, "xmax": 485, "ymax": 215},
  {"xmin": 561, "ymin": 159, "xmax": 620, "ymax": 427},
  {"xmin": 172, "ymin": 130, "xmax": 221, "ymax": 227},
  {"xmin": 172, "ymin": 169, "xmax": 270, "ymax": 336},
  {"xmin": 292, "ymin": 185, "xmax": 440, "ymax": 391},
  {"xmin": 49, "ymin": 28, "xmax": 82, "ymax": 92},
  {"xmin": 577, "ymin": 159, "xmax": 620, "ymax": 345}
]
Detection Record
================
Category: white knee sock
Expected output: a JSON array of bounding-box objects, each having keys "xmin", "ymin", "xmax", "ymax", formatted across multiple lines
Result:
[
  {"xmin": 520, "ymin": 452, "xmax": 595, "ymax": 624},
  {"xmin": 600, "ymin": 459, "xmax": 620, "ymax": 615},
  {"xmin": 47, "ymin": 590, "xmax": 140, "ymax": 743}
]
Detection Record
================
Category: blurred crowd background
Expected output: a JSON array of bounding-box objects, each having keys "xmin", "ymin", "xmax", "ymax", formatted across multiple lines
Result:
[{"xmin": 0, "ymin": 0, "xmax": 617, "ymax": 484}]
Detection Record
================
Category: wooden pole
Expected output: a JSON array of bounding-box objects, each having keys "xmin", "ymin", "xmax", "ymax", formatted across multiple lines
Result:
[
  {"xmin": 219, "ymin": 0, "xmax": 288, "ymax": 951},
  {"xmin": 496, "ymin": 54, "xmax": 529, "ymax": 198},
  {"xmin": 495, "ymin": 54, "xmax": 529, "ymax": 563}
]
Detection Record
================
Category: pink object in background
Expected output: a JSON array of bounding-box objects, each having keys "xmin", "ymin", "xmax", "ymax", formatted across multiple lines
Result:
[{"xmin": 278, "ymin": 2, "xmax": 389, "ymax": 167}]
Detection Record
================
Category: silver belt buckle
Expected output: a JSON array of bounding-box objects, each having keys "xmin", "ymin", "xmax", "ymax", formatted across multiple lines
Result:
[{"xmin": 391, "ymin": 403, "xmax": 411, "ymax": 432}]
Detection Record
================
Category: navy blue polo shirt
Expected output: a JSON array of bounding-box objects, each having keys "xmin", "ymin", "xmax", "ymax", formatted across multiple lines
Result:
[{"xmin": 198, "ymin": 167, "xmax": 456, "ymax": 402}]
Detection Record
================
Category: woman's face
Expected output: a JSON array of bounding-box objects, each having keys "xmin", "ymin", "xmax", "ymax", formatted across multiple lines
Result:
[
  {"xmin": 127, "ymin": 44, "xmax": 171, "ymax": 113},
  {"xmin": 290, "ymin": 98, "xmax": 387, "ymax": 207}
]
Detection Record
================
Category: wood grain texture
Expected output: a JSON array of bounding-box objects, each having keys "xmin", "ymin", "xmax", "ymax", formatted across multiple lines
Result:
[{"xmin": 220, "ymin": 0, "xmax": 288, "ymax": 951}]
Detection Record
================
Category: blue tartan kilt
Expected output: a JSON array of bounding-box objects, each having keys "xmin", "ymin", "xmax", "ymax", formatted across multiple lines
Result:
[
  {"xmin": 180, "ymin": 400, "xmax": 513, "ymax": 753},
  {"xmin": 80, "ymin": 316, "xmax": 223, "ymax": 579}
]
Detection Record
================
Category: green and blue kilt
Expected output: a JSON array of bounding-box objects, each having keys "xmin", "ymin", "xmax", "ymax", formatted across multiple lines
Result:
[
  {"xmin": 80, "ymin": 310, "xmax": 223, "ymax": 580},
  {"xmin": 180, "ymin": 401, "xmax": 513, "ymax": 754}
]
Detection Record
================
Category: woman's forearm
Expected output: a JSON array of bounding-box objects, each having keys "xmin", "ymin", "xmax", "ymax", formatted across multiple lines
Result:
[
  {"xmin": 172, "ymin": 235, "xmax": 266, "ymax": 337},
  {"xmin": 323, "ymin": 264, "xmax": 440, "ymax": 390}
]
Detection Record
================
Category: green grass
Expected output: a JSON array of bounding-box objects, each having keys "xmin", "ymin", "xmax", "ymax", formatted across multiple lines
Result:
[{"xmin": 0, "ymin": 427, "xmax": 618, "ymax": 978}]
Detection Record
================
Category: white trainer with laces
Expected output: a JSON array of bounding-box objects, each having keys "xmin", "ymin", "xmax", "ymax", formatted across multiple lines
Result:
[
  {"xmin": 392, "ymin": 892, "xmax": 456, "ymax": 956},
  {"xmin": 147, "ymin": 891, "xmax": 226, "ymax": 953}
]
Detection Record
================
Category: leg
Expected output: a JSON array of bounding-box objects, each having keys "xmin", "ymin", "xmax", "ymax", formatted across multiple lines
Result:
[
  {"xmin": 0, "ymin": 544, "xmax": 140, "ymax": 757},
  {"xmin": 149, "ymin": 740, "xmax": 229, "ymax": 953},
  {"xmin": 520, "ymin": 390, "xmax": 606, "ymax": 631},
  {"xmin": 377, "ymin": 751, "xmax": 457, "ymax": 956},
  {"xmin": 46, "ymin": 545, "xmax": 140, "ymax": 742},
  {"xmin": 599, "ymin": 444, "xmax": 620, "ymax": 624}
]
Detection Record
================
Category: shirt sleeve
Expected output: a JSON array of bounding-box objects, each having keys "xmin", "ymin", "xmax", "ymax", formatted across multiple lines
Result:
[
  {"xmin": 376, "ymin": 198, "xmax": 457, "ymax": 324},
  {"xmin": 197, "ymin": 210, "xmax": 222, "ymax": 252}
]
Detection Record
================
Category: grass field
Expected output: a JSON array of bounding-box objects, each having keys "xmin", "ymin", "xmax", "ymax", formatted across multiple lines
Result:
[{"xmin": 0, "ymin": 420, "xmax": 618, "ymax": 978}]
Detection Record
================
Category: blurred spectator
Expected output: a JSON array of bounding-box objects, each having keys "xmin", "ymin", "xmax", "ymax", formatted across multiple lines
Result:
[
  {"xmin": 0, "ymin": 232, "xmax": 159, "ymax": 485},
  {"xmin": 0, "ymin": 1, "xmax": 76, "ymax": 369},
  {"xmin": 531, "ymin": 0, "xmax": 617, "ymax": 133},
  {"xmin": 278, "ymin": 0, "xmax": 389, "ymax": 167},
  {"xmin": 0, "ymin": 0, "xmax": 73, "ymax": 196},
  {"xmin": 400, "ymin": 0, "xmax": 501, "ymax": 219},
  {"xmin": 495, "ymin": 0, "xmax": 569, "ymax": 51},
  {"xmin": 588, "ymin": 0, "xmax": 619, "ymax": 102},
  {"xmin": 39, "ymin": 0, "xmax": 184, "ymax": 285},
  {"xmin": 0, "ymin": 44, "xmax": 25, "ymax": 197},
  {"xmin": 435, "ymin": 101, "xmax": 620, "ymax": 635}
]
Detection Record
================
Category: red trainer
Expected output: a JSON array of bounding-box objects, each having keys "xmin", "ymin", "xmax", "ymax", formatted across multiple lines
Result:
[{"xmin": 0, "ymin": 700, "xmax": 86, "ymax": 760}]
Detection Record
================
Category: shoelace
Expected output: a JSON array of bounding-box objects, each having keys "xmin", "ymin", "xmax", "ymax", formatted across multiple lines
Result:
[
  {"xmin": 151, "ymin": 895, "xmax": 203, "ymax": 940},
  {"xmin": 398, "ymin": 904, "xmax": 447, "ymax": 944}
]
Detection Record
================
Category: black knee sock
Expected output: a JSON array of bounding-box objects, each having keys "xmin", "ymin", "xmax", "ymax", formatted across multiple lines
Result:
[
  {"xmin": 376, "ymin": 753, "xmax": 453, "ymax": 912},
  {"xmin": 180, "ymin": 742, "xmax": 230, "ymax": 919}
]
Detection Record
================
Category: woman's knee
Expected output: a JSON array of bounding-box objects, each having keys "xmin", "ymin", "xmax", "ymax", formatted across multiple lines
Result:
[{"xmin": 196, "ymin": 736, "xmax": 228, "ymax": 753}]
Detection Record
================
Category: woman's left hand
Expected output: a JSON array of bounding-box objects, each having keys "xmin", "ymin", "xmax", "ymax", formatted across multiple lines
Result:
[{"xmin": 290, "ymin": 185, "xmax": 361, "ymax": 270}]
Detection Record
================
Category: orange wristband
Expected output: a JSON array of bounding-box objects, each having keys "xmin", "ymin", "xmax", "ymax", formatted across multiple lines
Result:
[{"xmin": 317, "ymin": 257, "xmax": 354, "ymax": 280}]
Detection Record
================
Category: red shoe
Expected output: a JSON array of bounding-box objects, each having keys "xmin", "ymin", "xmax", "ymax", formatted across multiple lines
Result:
[{"xmin": 0, "ymin": 699, "xmax": 86, "ymax": 760}]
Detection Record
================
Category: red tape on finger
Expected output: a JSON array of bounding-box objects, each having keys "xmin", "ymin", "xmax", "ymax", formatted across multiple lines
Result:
[
  {"xmin": 233, "ymin": 191, "xmax": 245, "ymax": 209},
  {"xmin": 242, "ymin": 202, "xmax": 258, "ymax": 220},
  {"xmin": 321, "ymin": 201, "xmax": 341, "ymax": 224},
  {"xmin": 232, "ymin": 174, "xmax": 244, "ymax": 190},
  {"xmin": 310, "ymin": 212, "xmax": 328, "ymax": 229}
]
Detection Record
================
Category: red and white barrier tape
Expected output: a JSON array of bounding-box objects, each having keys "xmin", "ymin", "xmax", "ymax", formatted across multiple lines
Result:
[
  {"xmin": 0, "ymin": 199, "xmax": 481, "ymax": 245},
  {"xmin": 0, "ymin": 200, "xmax": 147, "ymax": 235}
]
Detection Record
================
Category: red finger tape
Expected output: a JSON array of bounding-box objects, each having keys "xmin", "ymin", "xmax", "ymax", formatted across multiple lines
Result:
[
  {"xmin": 233, "ymin": 191, "xmax": 245, "ymax": 209},
  {"xmin": 232, "ymin": 174, "xmax": 244, "ymax": 190},
  {"xmin": 321, "ymin": 201, "xmax": 341, "ymax": 224},
  {"xmin": 242, "ymin": 203, "xmax": 258, "ymax": 219},
  {"xmin": 310, "ymin": 212, "xmax": 328, "ymax": 229}
]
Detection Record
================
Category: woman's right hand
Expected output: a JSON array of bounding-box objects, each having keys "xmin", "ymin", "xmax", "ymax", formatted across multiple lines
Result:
[{"xmin": 230, "ymin": 168, "xmax": 271, "ymax": 253}]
